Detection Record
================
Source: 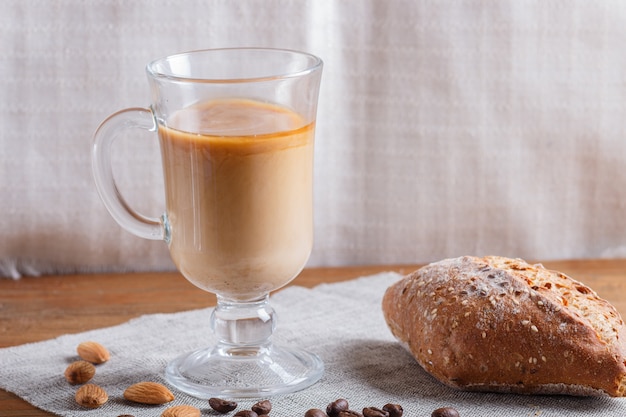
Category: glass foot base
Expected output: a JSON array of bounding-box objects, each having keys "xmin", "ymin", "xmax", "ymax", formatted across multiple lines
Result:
[{"xmin": 164, "ymin": 343, "xmax": 324, "ymax": 399}]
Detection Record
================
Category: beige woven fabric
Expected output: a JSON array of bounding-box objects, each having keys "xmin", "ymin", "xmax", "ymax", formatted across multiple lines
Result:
[
  {"xmin": 2, "ymin": 273, "xmax": 626, "ymax": 416},
  {"xmin": 2, "ymin": 1, "xmax": 626, "ymax": 277}
]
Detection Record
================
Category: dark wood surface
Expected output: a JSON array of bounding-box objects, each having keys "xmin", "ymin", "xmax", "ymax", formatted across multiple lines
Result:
[{"xmin": 2, "ymin": 260, "xmax": 626, "ymax": 416}]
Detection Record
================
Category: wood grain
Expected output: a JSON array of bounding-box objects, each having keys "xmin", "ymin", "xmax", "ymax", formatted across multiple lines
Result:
[{"xmin": 1, "ymin": 260, "xmax": 625, "ymax": 416}]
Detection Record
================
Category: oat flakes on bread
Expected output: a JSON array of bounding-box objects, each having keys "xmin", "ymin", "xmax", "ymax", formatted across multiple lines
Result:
[{"xmin": 382, "ymin": 255, "xmax": 626, "ymax": 397}]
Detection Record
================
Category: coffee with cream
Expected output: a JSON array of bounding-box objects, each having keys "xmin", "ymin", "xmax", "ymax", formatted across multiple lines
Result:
[{"xmin": 158, "ymin": 98, "xmax": 314, "ymax": 301}]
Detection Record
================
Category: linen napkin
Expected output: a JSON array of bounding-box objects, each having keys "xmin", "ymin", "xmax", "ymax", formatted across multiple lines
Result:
[{"xmin": 1, "ymin": 273, "xmax": 625, "ymax": 417}]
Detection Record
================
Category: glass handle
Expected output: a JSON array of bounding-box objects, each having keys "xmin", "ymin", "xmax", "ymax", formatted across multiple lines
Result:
[{"xmin": 91, "ymin": 107, "xmax": 165, "ymax": 241}]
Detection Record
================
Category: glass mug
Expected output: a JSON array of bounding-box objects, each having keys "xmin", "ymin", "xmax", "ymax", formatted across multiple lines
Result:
[{"xmin": 92, "ymin": 48, "xmax": 323, "ymax": 398}]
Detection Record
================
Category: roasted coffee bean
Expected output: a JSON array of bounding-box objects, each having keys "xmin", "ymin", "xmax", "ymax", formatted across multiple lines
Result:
[
  {"xmin": 208, "ymin": 398, "xmax": 238, "ymax": 413},
  {"xmin": 234, "ymin": 411, "xmax": 258, "ymax": 417},
  {"xmin": 326, "ymin": 399, "xmax": 349, "ymax": 417},
  {"xmin": 382, "ymin": 404, "xmax": 403, "ymax": 417},
  {"xmin": 431, "ymin": 407, "xmax": 460, "ymax": 417},
  {"xmin": 362, "ymin": 407, "xmax": 388, "ymax": 417},
  {"xmin": 252, "ymin": 400, "xmax": 272, "ymax": 415},
  {"xmin": 338, "ymin": 411, "xmax": 363, "ymax": 417},
  {"xmin": 305, "ymin": 409, "xmax": 329, "ymax": 417}
]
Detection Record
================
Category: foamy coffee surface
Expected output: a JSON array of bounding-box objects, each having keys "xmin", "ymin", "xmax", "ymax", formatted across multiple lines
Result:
[
  {"xmin": 167, "ymin": 98, "xmax": 303, "ymax": 136},
  {"xmin": 159, "ymin": 99, "xmax": 314, "ymax": 301}
]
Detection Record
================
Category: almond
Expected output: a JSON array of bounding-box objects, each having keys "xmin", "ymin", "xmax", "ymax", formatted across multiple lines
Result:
[
  {"xmin": 75, "ymin": 383, "xmax": 108, "ymax": 408},
  {"xmin": 64, "ymin": 360, "xmax": 96, "ymax": 385},
  {"xmin": 124, "ymin": 381, "xmax": 175, "ymax": 404},
  {"xmin": 76, "ymin": 341, "xmax": 110, "ymax": 364},
  {"xmin": 161, "ymin": 405, "xmax": 202, "ymax": 417}
]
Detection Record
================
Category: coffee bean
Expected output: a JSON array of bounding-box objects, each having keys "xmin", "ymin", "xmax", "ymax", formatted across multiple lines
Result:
[
  {"xmin": 382, "ymin": 404, "xmax": 403, "ymax": 417},
  {"xmin": 326, "ymin": 399, "xmax": 349, "ymax": 417},
  {"xmin": 338, "ymin": 411, "xmax": 363, "ymax": 417},
  {"xmin": 363, "ymin": 407, "xmax": 389, "ymax": 417},
  {"xmin": 431, "ymin": 407, "xmax": 460, "ymax": 417},
  {"xmin": 305, "ymin": 409, "xmax": 329, "ymax": 417},
  {"xmin": 252, "ymin": 400, "xmax": 272, "ymax": 415},
  {"xmin": 234, "ymin": 411, "xmax": 258, "ymax": 417},
  {"xmin": 208, "ymin": 398, "xmax": 238, "ymax": 413}
]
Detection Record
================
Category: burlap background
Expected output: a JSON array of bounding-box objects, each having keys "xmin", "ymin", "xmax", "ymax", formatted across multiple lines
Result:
[{"xmin": 3, "ymin": 1, "xmax": 626, "ymax": 277}]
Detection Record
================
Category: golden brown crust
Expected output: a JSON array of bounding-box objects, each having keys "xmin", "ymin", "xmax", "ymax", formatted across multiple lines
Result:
[{"xmin": 382, "ymin": 256, "xmax": 626, "ymax": 396}]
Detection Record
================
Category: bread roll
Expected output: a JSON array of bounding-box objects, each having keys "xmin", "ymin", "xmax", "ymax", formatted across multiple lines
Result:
[{"xmin": 382, "ymin": 256, "xmax": 626, "ymax": 396}]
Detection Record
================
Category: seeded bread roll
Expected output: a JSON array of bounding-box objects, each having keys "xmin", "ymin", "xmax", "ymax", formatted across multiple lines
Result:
[{"xmin": 382, "ymin": 256, "xmax": 626, "ymax": 396}]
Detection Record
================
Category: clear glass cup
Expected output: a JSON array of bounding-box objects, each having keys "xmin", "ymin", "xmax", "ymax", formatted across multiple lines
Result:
[{"xmin": 91, "ymin": 48, "xmax": 323, "ymax": 398}]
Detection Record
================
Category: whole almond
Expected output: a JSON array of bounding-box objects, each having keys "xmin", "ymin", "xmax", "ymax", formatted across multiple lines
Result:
[
  {"xmin": 77, "ymin": 341, "xmax": 110, "ymax": 364},
  {"xmin": 124, "ymin": 381, "xmax": 174, "ymax": 404},
  {"xmin": 161, "ymin": 405, "xmax": 201, "ymax": 417},
  {"xmin": 64, "ymin": 360, "xmax": 96, "ymax": 385},
  {"xmin": 75, "ymin": 383, "xmax": 108, "ymax": 408}
]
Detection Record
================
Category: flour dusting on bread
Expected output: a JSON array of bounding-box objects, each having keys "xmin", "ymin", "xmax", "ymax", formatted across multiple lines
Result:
[{"xmin": 382, "ymin": 256, "xmax": 626, "ymax": 397}]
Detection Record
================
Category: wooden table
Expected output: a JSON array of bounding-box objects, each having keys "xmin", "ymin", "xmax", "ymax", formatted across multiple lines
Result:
[{"xmin": 2, "ymin": 259, "xmax": 626, "ymax": 416}]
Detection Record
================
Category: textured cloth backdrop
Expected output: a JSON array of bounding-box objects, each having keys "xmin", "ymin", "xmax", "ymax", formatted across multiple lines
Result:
[
  {"xmin": 2, "ymin": 273, "xmax": 626, "ymax": 416},
  {"xmin": 2, "ymin": 1, "xmax": 626, "ymax": 277}
]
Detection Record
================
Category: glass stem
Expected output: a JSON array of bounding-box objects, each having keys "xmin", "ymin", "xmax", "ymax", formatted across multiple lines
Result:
[{"xmin": 210, "ymin": 294, "xmax": 276, "ymax": 349}]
